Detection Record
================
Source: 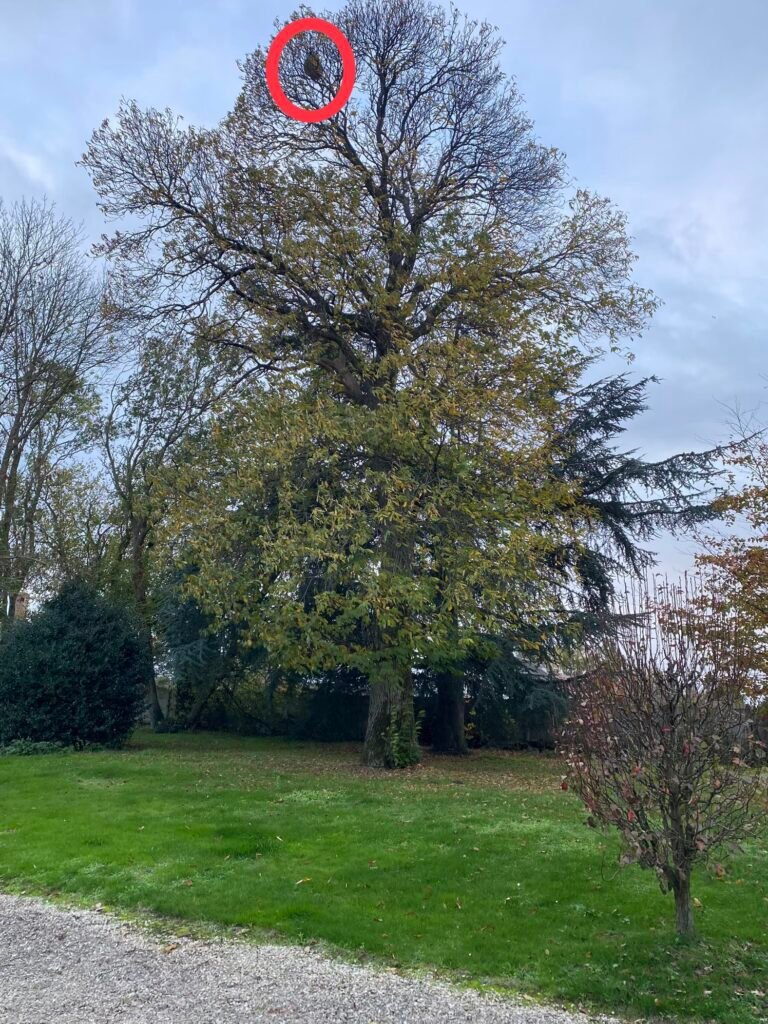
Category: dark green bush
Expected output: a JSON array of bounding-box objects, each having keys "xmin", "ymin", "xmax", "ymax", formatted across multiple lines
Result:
[{"xmin": 0, "ymin": 581, "xmax": 148, "ymax": 748}]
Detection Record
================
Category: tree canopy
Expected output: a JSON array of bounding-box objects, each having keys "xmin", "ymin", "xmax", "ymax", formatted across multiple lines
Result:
[{"xmin": 80, "ymin": 0, "xmax": 668, "ymax": 764}]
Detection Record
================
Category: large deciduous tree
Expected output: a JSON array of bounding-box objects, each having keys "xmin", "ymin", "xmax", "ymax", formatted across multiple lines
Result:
[
  {"xmin": 0, "ymin": 199, "xmax": 109, "ymax": 621},
  {"xmin": 82, "ymin": 0, "xmax": 655, "ymax": 765}
]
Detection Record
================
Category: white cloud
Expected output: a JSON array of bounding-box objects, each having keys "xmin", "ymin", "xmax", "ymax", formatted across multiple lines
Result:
[{"xmin": 0, "ymin": 136, "xmax": 56, "ymax": 193}]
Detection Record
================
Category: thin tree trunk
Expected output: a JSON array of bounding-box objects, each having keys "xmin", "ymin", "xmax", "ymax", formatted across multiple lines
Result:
[
  {"xmin": 432, "ymin": 668, "xmax": 468, "ymax": 755},
  {"xmin": 0, "ymin": 530, "xmax": 14, "ymax": 625},
  {"xmin": 129, "ymin": 516, "xmax": 163, "ymax": 728},
  {"xmin": 184, "ymin": 679, "xmax": 222, "ymax": 729},
  {"xmin": 672, "ymin": 869, "xmax": 695, "ymax": 937},
  {"xmin": 363, "ymin": 667, "xmax": 420, "ymax": 768},
  {"xmin": 143, "ymin": 627, "xmax": 164, "ymax": 728},
  {"xmin": 0, "ymin": 570, "xmax": 10, "ymax": 622}
]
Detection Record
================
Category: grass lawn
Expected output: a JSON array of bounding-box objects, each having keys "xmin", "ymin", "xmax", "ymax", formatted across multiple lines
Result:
[{"xmin": 1, "ymin": 731, "xmax": 766, "ymax": 1023}]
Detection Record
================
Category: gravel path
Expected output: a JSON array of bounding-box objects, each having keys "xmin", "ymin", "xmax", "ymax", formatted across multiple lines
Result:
[{"xmin": 0, "ymin": 894, "xmax": 620, "ymax": 1024}]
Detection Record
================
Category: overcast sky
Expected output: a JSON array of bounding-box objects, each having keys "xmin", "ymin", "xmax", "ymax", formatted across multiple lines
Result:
[{"xmin": 2, "ymin": 0, "xmax": 766, "ymax": 571}]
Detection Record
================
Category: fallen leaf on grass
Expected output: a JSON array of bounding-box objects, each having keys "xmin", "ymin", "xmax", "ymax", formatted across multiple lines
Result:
[{"xmin": 295, "ymin": 877, "xmax": 312, "ymax": 885}]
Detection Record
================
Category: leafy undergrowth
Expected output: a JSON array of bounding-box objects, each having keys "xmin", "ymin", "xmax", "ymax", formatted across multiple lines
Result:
[{"xmin": 0, "ymin": 731, "xmax": 766, "ymax": 1023}]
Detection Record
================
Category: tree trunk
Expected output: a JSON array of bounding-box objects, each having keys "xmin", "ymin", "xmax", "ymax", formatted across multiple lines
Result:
[
  {"xmin": 672, "ymin": 869, "xmax": 695, "ymax": 937},
  {"xmin": 361, "ymin": 511, "xmax": 420, "ymax": 767},
  {"xmin": 432, "ymin": 668, "xmax": 468, "ymax": 755},
  {"xmin": 143, "ymin": 626, "xmax": 164, "ymax": 728},
  {"xmin": 183, "ymin": 679, "xmax": 221, "ymax": 729},
  {"xmin": 363, "ymin": 667, "xmax": 420, "ymax": 768},
  {"xmin": 130, "ymin": 516, "xmax": 164, "ymax": 728},
  {"xmin": 0, "ymin": 532, "xmax": 14, "ymax": 626}
]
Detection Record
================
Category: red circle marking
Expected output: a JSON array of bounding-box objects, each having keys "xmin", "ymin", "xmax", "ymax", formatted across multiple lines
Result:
[{"xmin": 265, "ymin": 17, "xmax": 356, "ymax": 123}]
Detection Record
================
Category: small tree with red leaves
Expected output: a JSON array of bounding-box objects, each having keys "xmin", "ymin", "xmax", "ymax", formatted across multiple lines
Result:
[{"xmin": 560, "ymin": 577, "xmax": 766, "ymax": 936}]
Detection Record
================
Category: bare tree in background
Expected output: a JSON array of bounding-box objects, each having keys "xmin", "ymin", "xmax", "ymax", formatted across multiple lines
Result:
[
  {"xmin": 560, "ymin": 577, "xmax": 766, "ymax": 937},
  {"xmin": 0, "ymin": 199, "xmax": 110, "ymax": 620},
  {"xmin": 101, "ymin": 332, "xmax": 253, "ymax": 726}
]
